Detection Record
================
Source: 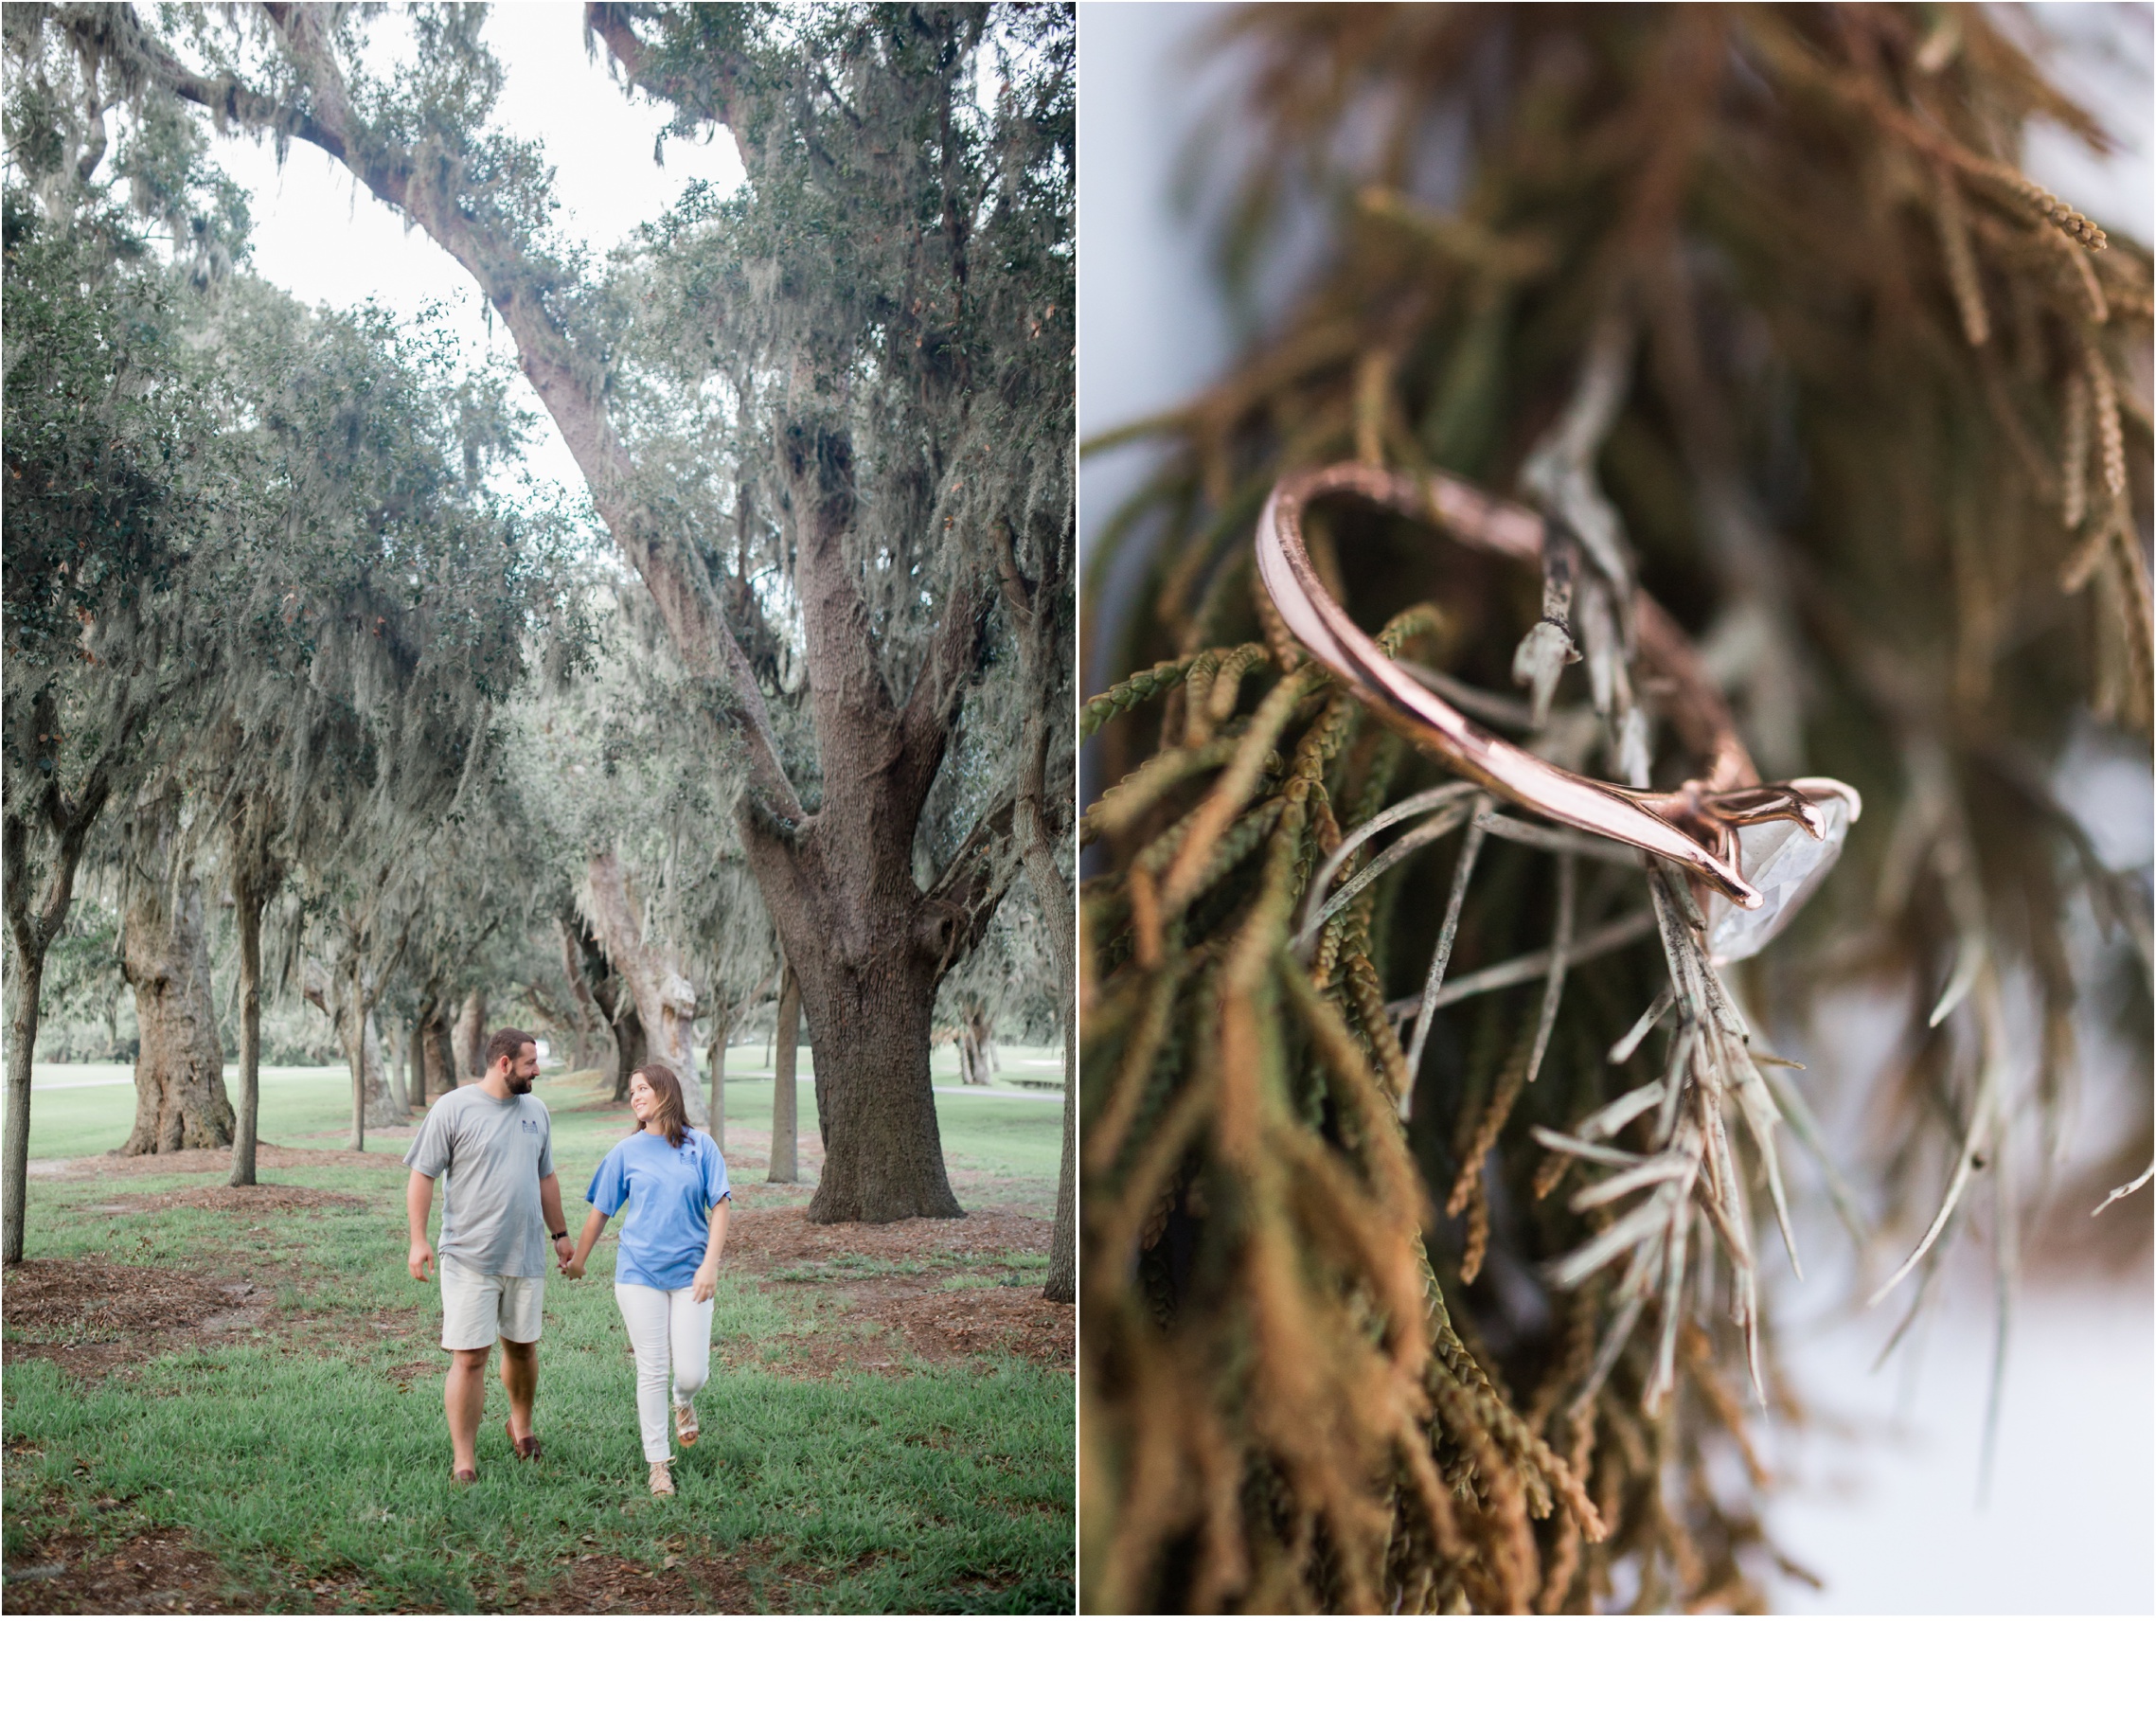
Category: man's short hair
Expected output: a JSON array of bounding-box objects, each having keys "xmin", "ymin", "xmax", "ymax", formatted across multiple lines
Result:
[{"xmin": 485, "ymin": 1027, "xmax": 538, "ymax": 1070}]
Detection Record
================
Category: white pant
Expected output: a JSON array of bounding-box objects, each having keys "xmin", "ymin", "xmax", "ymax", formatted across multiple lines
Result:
[{"xmin": 614, "ymin": 1281, "xmax": 715, "ymax": 1463}]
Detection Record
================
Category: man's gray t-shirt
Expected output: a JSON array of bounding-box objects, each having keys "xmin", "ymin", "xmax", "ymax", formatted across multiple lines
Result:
[{"xmin": 403, "ymin": 1086, "xmax": 555, "ymax": 1277}]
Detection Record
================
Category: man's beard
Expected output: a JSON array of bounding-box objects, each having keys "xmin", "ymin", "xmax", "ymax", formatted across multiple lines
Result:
[{"xmin": 506, "ymin": 1070, "xmax": 535, "ymax": 1096}]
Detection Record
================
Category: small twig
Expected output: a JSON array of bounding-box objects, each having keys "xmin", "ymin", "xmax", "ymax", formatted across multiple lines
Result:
[
  {"xmin": 2092, "ymin": 1159, "xmax": 2154, "ymax": 1215},
  {"xmin": 1609, "ymin": 989, "xmax": 1674, "ymax": 1064},
  {"xmin": 1296, "ymin": 782, "xmax": 1480, "ymax": 945},
  {"xmin": 1398, "ymin": 797, "xmax": 1490, "ymax": 1117},
  {"xmin": 1525, "ymin": 852, "xmax": 1576, "ymax": 1083},
  {"xmin": 1382, "ymin": 910, "xmax": 1655, "ymax": 1021}
]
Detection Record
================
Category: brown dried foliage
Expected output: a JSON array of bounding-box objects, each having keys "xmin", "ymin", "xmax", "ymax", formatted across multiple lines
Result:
[{"xmin": 1080, "ymin": 4, "xmax": 2151, "ymax": 1614}]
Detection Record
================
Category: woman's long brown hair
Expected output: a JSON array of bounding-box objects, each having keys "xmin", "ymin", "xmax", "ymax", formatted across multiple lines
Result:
[{"xmin": 633, "ymin": 1063, "xmax": 689, "ymax": 1148}]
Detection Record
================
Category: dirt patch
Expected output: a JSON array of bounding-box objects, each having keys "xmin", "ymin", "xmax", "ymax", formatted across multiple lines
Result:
[
  {"xmin": 80, "ymin": 1185, "xmax": 369, "ymax": 1218},
  {"xmin": 854, "ymin": 1283, "xmax": 1071, "ymax": 1368},
  {"xmin": 724, "ymin": 1207, "xmax": 1072, "ymax": 1375},
  {"xmin": 2, "ymin": 1521, "xmax": 263, "ymax": 1614},
  {"xmin": 383, "ymin": 1358, "xmax": 438, "ymax": 1394},
  {"xmin": 748, "ymin": 1285, "xmax": 1071, "ymax": 1379},
  {"xmin": 0, "ymin": 1507, "xmax": 818, "ymax": 1615},
  {"xmin": 726, "ymin": 1205, "xmax": 1051, "ymax": 1271},
  {"xmin": 1, "ymin": 1259, "xmax": 275, "ymax": 1382},
  {"xmin": 28, "ymin": 1143, "xmax": 410, "ymax": 1182},
  {"xmin": 512, "ymin": 1540, "xmax": 810, "ymax": 1614}
]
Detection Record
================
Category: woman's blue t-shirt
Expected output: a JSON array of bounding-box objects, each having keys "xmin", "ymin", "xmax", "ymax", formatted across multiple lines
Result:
[{"xmin": 584, "ymin": 1128, "xmax": 732, "ymax": 1291}]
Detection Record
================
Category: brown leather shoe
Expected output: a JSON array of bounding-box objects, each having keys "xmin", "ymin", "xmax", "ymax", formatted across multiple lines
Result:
[
  {"xmin": 506, "ymin": 1420, "xmax": 541, "ymax": 1461},
  {"xmin": 452, "ymin": 1467, "xmax": 479, "ymax": 1486}
]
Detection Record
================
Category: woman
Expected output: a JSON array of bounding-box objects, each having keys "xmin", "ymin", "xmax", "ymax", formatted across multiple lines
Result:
[{"xmin": 562, "ymin": 1062, "xmax": 730, "ymax": 1496}]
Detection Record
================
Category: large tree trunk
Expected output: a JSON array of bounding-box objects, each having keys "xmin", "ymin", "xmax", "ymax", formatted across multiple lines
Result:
[
  {"xmin": 560, "ymin": 918, "xmax": 601, "ymax": 1072},
  {"xmin": 604, "ymin": 989, "xmax": 646, "ymax": 1102},
  {"xmin": 452, "ymin": 989, "xmax": 487, "ymax": 1084},
  {"xmin": 1043, "ymin": 1002, "xmax": 1077, "ymax": 1304},
  {"xmin": 370, "ymin": 1011, "xmax": 408, "ymax": 1121},
  {"xmin": 570, "ymin": 917, "xmax": 644, "ymax": 1098},
  {"xmin": 305, "ymin": 959, "xmax": 401, "ymax": 1145},
  {"xmin": 957, "ymin": 999, "xmax": 995, "ymax": 1086},
  {"xmin": 227, "ymin": 879, "xmax": 267, "ymax": 1187},
  {"xmin": 406, "ymin": 1012, "xmax": 430, "ymax": 1107},
  {"xmin": 337, "ymin": 1008, "xmax": 401, "ymax": 1150},
  {"xmin": 583, "ymin": 852, "xmax": 707, "ymax": 1128},
  {"xmin": 121, "ymin": 862, "xmax": 235, "ymax": 1157},
  {"xmin": 769, "ymin": 964, "xmax": 801, "ymax": 1185},
  {"xmin": 761, "ymin": 888, "xmax": 958, "ymax": 1221},
  {"xmin": 385, "ymin": 1014, "xmax": 411, "ymax": 1113},
  {"xmin": 424, "ymin": 1008, "xmax": 454, "ymax": 1099}
]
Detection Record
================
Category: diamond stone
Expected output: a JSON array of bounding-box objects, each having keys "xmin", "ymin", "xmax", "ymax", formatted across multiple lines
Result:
[{"xmin": 1705, "ymin": 794, "xmax": 1851, "ymax": 963}]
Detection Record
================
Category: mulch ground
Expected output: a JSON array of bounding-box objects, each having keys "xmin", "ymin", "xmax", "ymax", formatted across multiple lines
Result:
[
  {"xmin": 509, "ymin": 1537, "xmax": 814, "ymax": 1614},
  {"xmin": 2, "ymin": 1518, "xmax": 264, "ymax": 1614},
  {"xmin": 1, "ymin": 1258, "xmax": 275, "ymax": 1383},
  {"xmin": 0, "ymin": 1504, "xmax": 809, "ymax": 1614},
  {"xmin": 724, "ymin": 1206, "xmax": 1072, "ymax": 1375}
]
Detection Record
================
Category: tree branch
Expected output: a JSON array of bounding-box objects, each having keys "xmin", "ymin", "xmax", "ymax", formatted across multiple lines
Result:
[
  {"xmin": 142, "ymin": 4, "xmax": 807, "ymax": 824},
  {"xmin": 582, "ymin": 3, "xmax": 747, "ymax": 131},
  {"xmin": 896, "ymin": 562, "xmax": 997, "ymax": 819},
  {"xmin": 4, "ymin": 767, "xmax": 114, "ymax": 965},
  {"xmin": 920, "ymin": 785, "xmax": 1024, "ymax": 972}
]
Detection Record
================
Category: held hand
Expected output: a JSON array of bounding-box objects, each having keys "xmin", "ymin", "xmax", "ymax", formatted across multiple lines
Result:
[
  {"xmin": 562, "ymin": 1257, "xmax": 585, "ymax": 1281},
  {"xmin": 553, "ymin": 1233, "xmax": 576, "ymax": 1269},
  {"xmin": 691, "ymin": 1261, "xmax": 717, "ymax": 1304},
  {"xmin": 408, "ymin": 1240, "xmax": 435, "ymax": 1283}
]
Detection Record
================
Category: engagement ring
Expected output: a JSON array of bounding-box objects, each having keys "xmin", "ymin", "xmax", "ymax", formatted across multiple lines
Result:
[{"xmin": 1255, "ymin": 462, "xmax": 1860, "ymax": 961}]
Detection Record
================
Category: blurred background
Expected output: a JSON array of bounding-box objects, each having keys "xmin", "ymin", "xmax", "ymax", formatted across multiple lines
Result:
[{"xmin": 1079, "ymin": 0, "xmax": 2152, "ymax": 1614}]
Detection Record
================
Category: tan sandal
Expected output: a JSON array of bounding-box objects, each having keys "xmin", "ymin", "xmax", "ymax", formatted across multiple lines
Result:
[
  {"xmin": 673, "ymin": 1401, "xmax": 699, "ymax": 1446},
  {"xmin": 648, "ymin": 1460, "xmax": 675, "ymax": 1497}
]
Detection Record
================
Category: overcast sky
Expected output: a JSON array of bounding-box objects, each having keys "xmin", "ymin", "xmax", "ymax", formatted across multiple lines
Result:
[{"xmin": 204, "ymin": 3, "xmax": 743, "ymax": 504}]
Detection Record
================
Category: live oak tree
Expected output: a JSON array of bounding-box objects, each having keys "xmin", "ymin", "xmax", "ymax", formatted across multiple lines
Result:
[
  {"xmin": 515, "ymin": 585, "xmax": 739, "ymax": 1129},
  {"xmin": 1, "ymin": 47, "xmax": 246, "ymax": 1247},
  {"xmin": 88, "ymin": 0, "xmax": 1076, "ymax": 1223},
  {"xmin": 149, "ymin": 276, "xmax": 572, "ymax": 1161},
  {"xmin": 587, "ymin": 1, "xmax": 1076, "ymax": 1222}
]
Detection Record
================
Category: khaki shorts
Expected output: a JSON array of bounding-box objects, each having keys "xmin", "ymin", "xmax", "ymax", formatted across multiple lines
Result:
[{"xmin": 438, "ymin": 1256, "xmax": 544, "ymax": 1349}]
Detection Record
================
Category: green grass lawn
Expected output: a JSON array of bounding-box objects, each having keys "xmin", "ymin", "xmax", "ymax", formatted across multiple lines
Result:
[
  {"xmin": 14, "ymin": 1047, "xmax": 1062, "ymax": 1178},
  {"xmin": 16, "ymin": 1068, "xmax": 364, "ymax": 1162},
  {"xmin": 3, "ymin": 1059, "xmax": 1073, "ymax": 1614}
]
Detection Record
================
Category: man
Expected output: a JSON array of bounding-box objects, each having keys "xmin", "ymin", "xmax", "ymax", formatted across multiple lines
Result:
[{"xmin": 404, "ymin": 1027, "xmax": 574, "ymax": 1484}]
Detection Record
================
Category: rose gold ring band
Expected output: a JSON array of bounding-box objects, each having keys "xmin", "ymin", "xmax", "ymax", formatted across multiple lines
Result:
[{"xmin": 1254, "ymin": 462, "xmax": 1770, "ymax": 908}]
